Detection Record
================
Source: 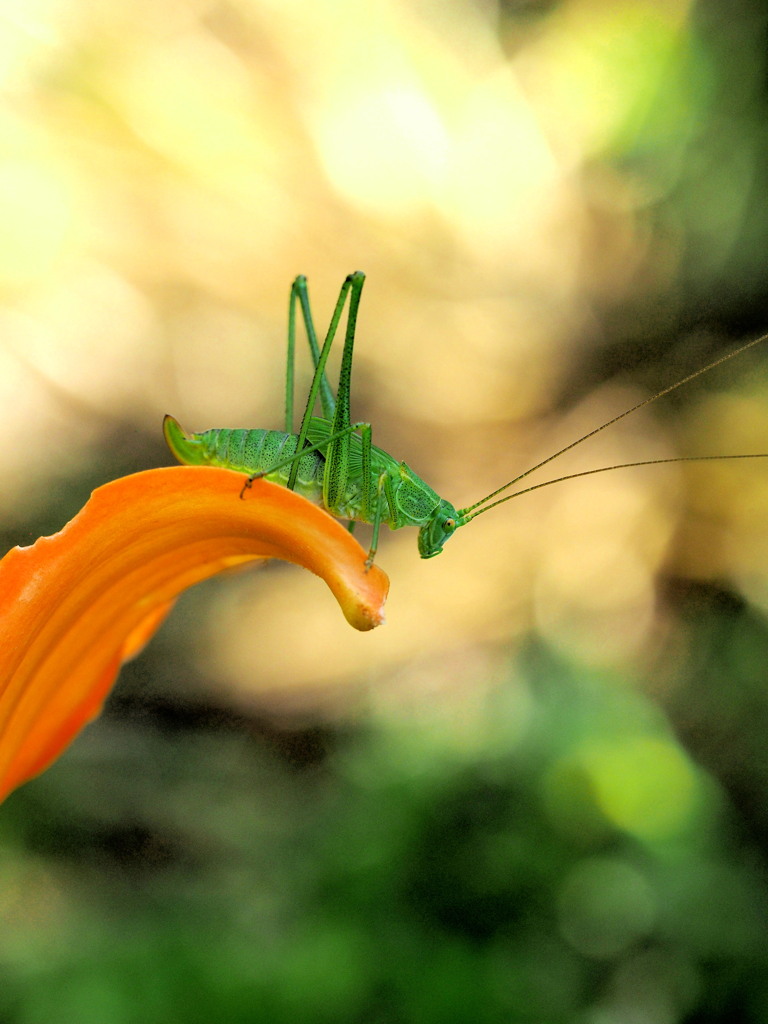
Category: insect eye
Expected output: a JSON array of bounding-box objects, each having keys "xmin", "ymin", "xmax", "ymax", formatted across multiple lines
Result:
[{"xmin": 444, "ymin": 518, "xmax": 455, "ymax": 530}]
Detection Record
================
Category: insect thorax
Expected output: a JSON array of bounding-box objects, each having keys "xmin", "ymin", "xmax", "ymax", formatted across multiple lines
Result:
[{"xmin": 392, "ymin": 463, "xmax": 449, "ymax": 525}]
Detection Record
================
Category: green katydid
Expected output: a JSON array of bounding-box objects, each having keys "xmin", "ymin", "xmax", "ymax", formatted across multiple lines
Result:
[{"xmin": 164, "ymin": 271, "xmax": 768, "ymax": 567}]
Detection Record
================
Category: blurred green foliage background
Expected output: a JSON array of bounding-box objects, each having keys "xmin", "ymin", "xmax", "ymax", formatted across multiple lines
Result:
[{"xmin": 2, "ymin": 0, "xmax": 768, "ymax": 1020}]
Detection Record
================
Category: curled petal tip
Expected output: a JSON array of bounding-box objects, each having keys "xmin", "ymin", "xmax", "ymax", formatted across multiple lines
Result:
[{"xmin": 340, "ymin": 565, "xmax": 389, "ymax": 630}]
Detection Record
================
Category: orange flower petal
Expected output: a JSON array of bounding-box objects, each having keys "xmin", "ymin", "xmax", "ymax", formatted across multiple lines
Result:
[{"xmin": 0, "ymin": 467, "xmax": 388, "ymax": 803}]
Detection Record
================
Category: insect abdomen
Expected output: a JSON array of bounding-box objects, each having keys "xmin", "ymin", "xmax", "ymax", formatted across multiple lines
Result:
[
  {"xmin": 163, "ymin": 417, "xmax": 326, "ymax": 503},
  {"xmin": 204, "ymin": 428, "xmax": 327, "ymax": 499}
]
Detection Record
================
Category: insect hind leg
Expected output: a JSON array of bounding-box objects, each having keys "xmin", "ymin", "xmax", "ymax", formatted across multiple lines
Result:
[
  {"xmin": 289, "ymin": 276, "xmax": 336, "ymax": 427},
  {"xmin": 289, "ymin": 273, "xmax": 364, "ymax": 491}
]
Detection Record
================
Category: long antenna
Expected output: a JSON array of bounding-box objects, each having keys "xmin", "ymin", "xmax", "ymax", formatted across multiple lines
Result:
[
  {"xmin": 460, "ymin": 454, "xmax": 768, "ymax": 523},
  {"xmin": 458, "ymin": 330, "xmax": 768, "ymax": 520}
]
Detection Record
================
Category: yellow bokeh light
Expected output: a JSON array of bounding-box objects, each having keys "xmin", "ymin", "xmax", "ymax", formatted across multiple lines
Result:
[
  {"xmin": 583, "ymin": 735, "xmax": 699, "ymax": 841},
  {"xmin": 315, "ymin": 83, "xmax": 450, "ymax": 217},
  {"xmin": 0, "ymin": 157, "xmax": 76, "ymax": 287}
]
